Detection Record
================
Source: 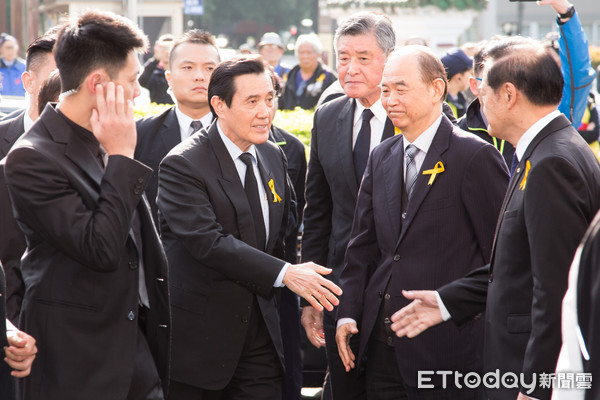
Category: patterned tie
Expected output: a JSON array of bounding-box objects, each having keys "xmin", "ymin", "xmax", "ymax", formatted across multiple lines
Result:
[
  {"xmin": 190, "ymin": 120, "xmax": 203, "ymax": 135},
  {"xmin": 354, "ymin": 108, "xmax": 374, "ymax": 183},
  {"xmin": 510, "ymin": 154, "xmax": 519, "ymax": 177},
  {"xmin": 239, "ymin": 153, "xmax": 266, "ymax": 250},
  {"xmin": 405, "ymin": 144, "xmax": 419, "ymax": 201}
]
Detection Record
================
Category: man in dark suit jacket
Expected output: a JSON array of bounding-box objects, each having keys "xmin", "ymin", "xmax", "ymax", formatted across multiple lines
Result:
[
  {"xmin": 301, "ymin": 13, "xmax": 397, "ymax": 400},
  {"xmin": 391, "ymin": 39, "xmax": 600, "ymax": 400},
  {"xmin": 135, "ymin": 30, "xmax": 220, "ymax": 225},
  {"xmin": 335, "ymin": 45, "xmax": 508, "ymax": 399},
  {"xmin": 157, "ymin": 57, "xmax": 341, "ymax": 400},
  {"xmin": 4, "ymin": 12, "xmax": 171, "ymax": 399},
  {"xmin": 0, "ymin": 31, "xmax": 57, "ymax": 324}
]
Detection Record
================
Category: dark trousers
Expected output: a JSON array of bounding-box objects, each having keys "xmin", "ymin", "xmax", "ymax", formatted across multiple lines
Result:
[
  {"xmin": 366, "ymin": 340, "xmax": 483, "ymax": 400},
  {"xmin": 168, "ymin": 301, "xmax": 282, "ymax": 400},
  {"xmin": 280, "ymin": 287, "xmax": 302, "ymax": 400},
  {"xmin": 322, "ymin": 308, "xmax": 367, "ymax": 400},
  {"xmin": 126, "ymin": 324, "xmax": 165, "ymax": 400}
]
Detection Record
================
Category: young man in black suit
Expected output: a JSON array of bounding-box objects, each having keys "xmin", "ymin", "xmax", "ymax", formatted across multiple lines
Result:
[
  {"xmin": 335, "ymin": 45, "xmax": 508, "ymax": 399},
  {"xmin": 135, "ymin": 30, "xmax": 220, "ymax": 224},
  {"xmin": 391, "ymin": 38, "xmax": 600, "ymax": 400},
  {"xmin": 4, "ymin": 11, "xmax": 171, "ymax": 400},
  {"xmin": 158, "ymin": 57, "xmax": 341, "ymax": 400},
  {"xmin": 300, "ymin": 13, "xmax": 396, "ymax": 400}
]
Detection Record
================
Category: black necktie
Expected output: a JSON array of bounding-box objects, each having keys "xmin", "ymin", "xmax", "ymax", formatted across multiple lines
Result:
[
  {"xmin": 510, "ymin": 154, "xmax": 519, "ymax": 176},
  {"xmin": 239, "ymin": 153, "xmax": 266, "ymax": 250},
  {"xmin": 190, "ymin": 120, "xmax": 203, "ymax": 135},
  {"xmin": 354, "ymin": 108, "xmax": 374, "ymax": 183}
]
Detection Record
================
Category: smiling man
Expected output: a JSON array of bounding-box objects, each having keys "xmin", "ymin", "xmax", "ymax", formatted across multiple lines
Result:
[
  {"xmin": 157, "ymin": 57, "xmax": 342, "ymax": 400},
  {"xmin": 135, "ymin": 30, "xmax": 221, "ymax": 224}
]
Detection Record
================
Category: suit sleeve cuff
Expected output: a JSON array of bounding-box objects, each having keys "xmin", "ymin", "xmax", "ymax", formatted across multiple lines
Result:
[
  {"xmin": 337, "ymin": 318, "xmax": 357, "ymax": 329},
  {"xmin": 274, "ymin": 263, "xmax": 290, "ymax": 287},
  {"xmin": 436, "ymin": 290, "xmax": 452, "ymax": 321}
]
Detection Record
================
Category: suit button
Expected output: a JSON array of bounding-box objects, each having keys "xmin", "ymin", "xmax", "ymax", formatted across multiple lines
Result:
[
  {"xmin": 387, "ymin": 336, "xmax": 393, "ymax": 345},
  {"xmin": 241, "ymin": 316, "xmax": 249, "ymax": 323},
  {"xmin": 384, "ymin": 318, "xmax": 390, "ymax": 324},
  {"xmin": 129, "ymin": 261, "xmax": 138, "ymax": 269},
  {"xmin": 402, "ymin": 212, "xmax": 407, "ymax": 219},
  {"xmin": 134, "ymin": 188, "xmax": 142, "ymax": 195},
  {"xmin": 128, "ymin": 311, "xmax": 135, "ymax": 321},
  {"xmin": 137, "ymin": 177, "xmax": 144, "ymax": 183},
  {"xmin": 384, "ymin": 293, "xmax": 391, "ymax": 301},
  {"xmin": 393, "ymin": 255, "xmax": 400, "ymax": 262}
]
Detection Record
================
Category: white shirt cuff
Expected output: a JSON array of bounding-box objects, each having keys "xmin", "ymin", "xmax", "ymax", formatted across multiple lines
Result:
[
  {"xmin": 274, "ymin": 263, "xmax": 290, "ymax": 287},
  {"xmin": 435, "ymin": 290, "xmax": 452, "ymax": 321},
  {"xmin": 337, "ymin": 318, "xmax": 357, "ymax": 329}
]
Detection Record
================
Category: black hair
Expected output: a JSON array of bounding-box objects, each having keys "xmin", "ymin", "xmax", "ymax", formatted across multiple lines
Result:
[
  {"xmin": 169, "ymin": 29, "xmax": 220, "ymax": 66},
  {"xmin": 25, "ymin": 29, "xmax": 58, "ymax": 72}
]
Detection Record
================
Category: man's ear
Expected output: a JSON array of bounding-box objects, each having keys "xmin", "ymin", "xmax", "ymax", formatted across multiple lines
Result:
[
  {"xmin": 86, "ymin": 71, "xmax": 106, "ymax": 94},
  {"xmin": 210, "ymin": 95, "xmax": 225, "ymax": 118},
  {"xmin": 504, "ymin": 82, "xmax": 518, "ymax": 109},
  {"xmin": 165, "ymin": 69, "xmax": 172, "ymax": 86},
  {"xmin": 431, "ymin": 78, "xmax": 446, "ymax": 104},
  {"xmin": 21, "ymin": 71, "xmax": 34, "ymax": 94},
  {"xmin": 468, "ymin": 76, "xmax": 479, "ymax": 97}
]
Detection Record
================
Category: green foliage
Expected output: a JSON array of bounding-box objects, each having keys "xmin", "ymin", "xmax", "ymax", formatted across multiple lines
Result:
[
  {"xmin": 274, "ymin": 107, "xmax": 314, "ymax": 147},
  {"xmin": 324, "ymin": 0, "xmax": 486, "ymax": 11}
]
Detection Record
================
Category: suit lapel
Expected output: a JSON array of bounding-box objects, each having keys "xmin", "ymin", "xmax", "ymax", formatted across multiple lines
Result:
[
  {"xmin": 159, "ymin": 108, "xmax": 181, "ymax": 153},
  {"xmin": 336, "ymin": 98, "xmax": 359, "ymax": 199},
  {"xmin": 488, "ymin": 114, "xmax": 570, "ymax": 267},
  {"xmin": 382, "ymin": 137, "xmax": 405, "ymax": 241},
  {"xmin": 208, "ymin": 125, "xmax": 259, "ymax": 248},
  {"xmin": 396, "ymin": 117, "xmax": 452, "ymax": 247},
  {"xmin": 382, "ymin": 118, "xmax": 395, "ymax": 142}
]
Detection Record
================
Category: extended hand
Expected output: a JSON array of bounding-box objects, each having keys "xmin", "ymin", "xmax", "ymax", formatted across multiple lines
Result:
[
  {"xmin": 390, "ymin": 290, "xmax": 443, "ymax": 338},
  {"xmin": 301, "ymin": 306, "xmax": 325, "ymax": 348},
  {"xmin": 282, "ymin": 262, "xmax": 342, "ymax": 312},
  {"xmin": 90, "ymin": 82, "xmax": 136, "ymax": 159},
  {"xmin": 336, "ymin": 322, "xmax": 358, "ymax": 372},
  {"xmin": 4, "ymin": 330, "xmax": 37, "ymax": 378},
  {"xmin": 537, "ymin": 0, "xmax": 571, "ymax": 15}
]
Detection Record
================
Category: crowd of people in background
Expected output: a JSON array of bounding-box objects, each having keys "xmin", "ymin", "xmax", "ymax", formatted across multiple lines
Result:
[{"xmin": 1, "ymin": 1, "xmax": 600, "ymax": 400}]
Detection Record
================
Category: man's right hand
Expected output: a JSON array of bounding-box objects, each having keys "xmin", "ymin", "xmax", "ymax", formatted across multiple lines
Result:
[
  {"xmin": 390, "ymin": 290, "xmax": 443, "ymax": 338},
  {"xmin": 336, "ymin": 322, "xmax": 358, "ymax": 372},
  {"xmin": 282, "ymin": 262, "xmax": 342, "ymax": 312},
  {"xmin": 90, "ymin": 82, "xmax": 136, "ymax": 159},
  {"xmin": 301, "ymin": 306, "xmax": 325, "ymax": 348}
]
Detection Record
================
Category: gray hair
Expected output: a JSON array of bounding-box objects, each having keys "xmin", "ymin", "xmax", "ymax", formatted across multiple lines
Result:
[
  {"xmin": 334, "ymin": 12, "xmax": 396, "ymax": 56},
  {"xmin": 294, "ymin": 33, "xmax": 322, "ymax": 57}
]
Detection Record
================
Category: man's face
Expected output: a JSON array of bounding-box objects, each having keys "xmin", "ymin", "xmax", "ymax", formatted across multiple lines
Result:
[
  {"xmin": 297, "ymin": 43, "xmax": 319, "ymax": 71},
  {"xmin": 166, "ymin": 43, "xmax": 220, "ymax": 109},
  {"xmin": 1, "ymin": 40, "xmax": 18, "ymax": 62},
  {"xmin": 111, "ymin": 51, "xmax": 142, "ymax": 101},
  {"xmin": 336, "ymin": 33, "xmax": 386, "ymax": 106},
  {"xmin": 381, "ymin": 52, "xmax": 441, "ymax": 136},
  {"xmin": 216, "ymin": 72, "xmax": 274, "ymax": 152},
  {"xmin": 259, "ymin": 44, "xmax": 284, "ymax": 67},
  {"xmin": 479, "ymin": 65, "xmax": 504, "ymax": 139}
]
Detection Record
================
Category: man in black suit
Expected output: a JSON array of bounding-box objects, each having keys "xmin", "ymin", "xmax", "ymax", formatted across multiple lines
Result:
[
  {"xmin": 391, "ymin": 39, "xmax": 600, "ymax": 400},
  {"xmin": 335, "ymin": 45, "xmax": 508, "ymax": 399},
  {"xmin": 0, "ymin": 31, "xmax": 57, "ymax": 323},
  {"xmin": 157, "ymin": 57, "xmax": 341, "ymax": 400},
  {"xmin": 4, "ymin": 11, "xmax": 171, "ymax": 399},
  {"xmin": 135, "ymin": 30, "xmax": 220, "ymax": 224},
  {"xmin": 301, "ymin": 13, "xmax": 397, "ymax": 400}
]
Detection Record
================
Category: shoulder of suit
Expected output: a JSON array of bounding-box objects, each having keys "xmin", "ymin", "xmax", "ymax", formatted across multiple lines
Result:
[
  {"xmin": 315, "ymin": 94, "xmax": 351, "ymax": 116},
  {"xmin": 136, "ymin": 106, "xmax": 174, "ymax": 127}
]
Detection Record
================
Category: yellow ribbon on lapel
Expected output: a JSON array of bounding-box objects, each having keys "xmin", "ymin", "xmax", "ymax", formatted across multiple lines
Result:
[
  {"xmin": 422, "ymin": 161, "xmax": 445, "ymax": 185},
  {"xmin": 394, "ymin": 127, "xmax": 402, "ymax": 135},
  {"xmin": 519, "ymin": 160, "xmax": 531, "ymax": 191},
  {"xmin": 268, "ymin": 179, "xmax": 282, "ymax": 203}
]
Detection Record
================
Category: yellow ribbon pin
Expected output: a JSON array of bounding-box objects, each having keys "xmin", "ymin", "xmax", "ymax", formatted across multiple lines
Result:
[
  {"xmin": 422, "ymin": 161, "xmax": 445, "ymax": 185},
  {"xmin": 519, "ymin": 160, "xmax": 531, "ymax": 191},
  {"xmin": 394, "ymin": 127, "xmax": 402, "ymax": 135},
  {"xmin": 268, "ymin": 179, "xmax": 282, "ymax": 203}
]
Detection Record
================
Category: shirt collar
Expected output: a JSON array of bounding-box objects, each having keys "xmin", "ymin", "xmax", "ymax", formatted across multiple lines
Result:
[
  {"xmin": 353, "ymin": 98, "xmax": 387, "ymax": 126},
  {"xmin": 403, "ymin": 114, "xmax": 443, "ymax": 154},
  {"xmin": 515, "ymin": 109, "xmax": 562, "ymax": 161},
  {"xmin": 216, "ymin": 120, "xmax": 257, "ymax": 162},
  {"xmin": 23, "ymin": 109, "xmax": 34, "ymax": 132}
]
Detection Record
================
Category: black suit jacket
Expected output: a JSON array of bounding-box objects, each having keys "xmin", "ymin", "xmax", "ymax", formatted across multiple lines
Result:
[
  {"xmin": 0, "ymin": 111, "xmax": 26, "ymax": 323},
  {"xmin": 4, "ymin": 105, "xmax": 171, "ymax": 400},
  {"xmin": 337, "ymin": 115, "xmax": 509, "ymax": 387},
  {"xmin": 135, "ymin": 106, "xmax": 181, "ymax": 224},
  {"xmin": 157, "ymin": 122, "xmax": 291, "ymax": 390},
  {"xmin": 439, "ymin": 114, "xmax": 600, "ymax": 399},
  {"xmin": 0, "ymin": 263, "xmax": 16, "ymax": 400},
  {"xmin": 302, "ymin": 95, "xmax": 395, "ymax": 280}
]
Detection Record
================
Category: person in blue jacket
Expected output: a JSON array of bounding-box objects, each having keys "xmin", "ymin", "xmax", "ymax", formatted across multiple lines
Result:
[{"xmin": 0, "ymin": 34, "xmax": 26, "ymax": 97}]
